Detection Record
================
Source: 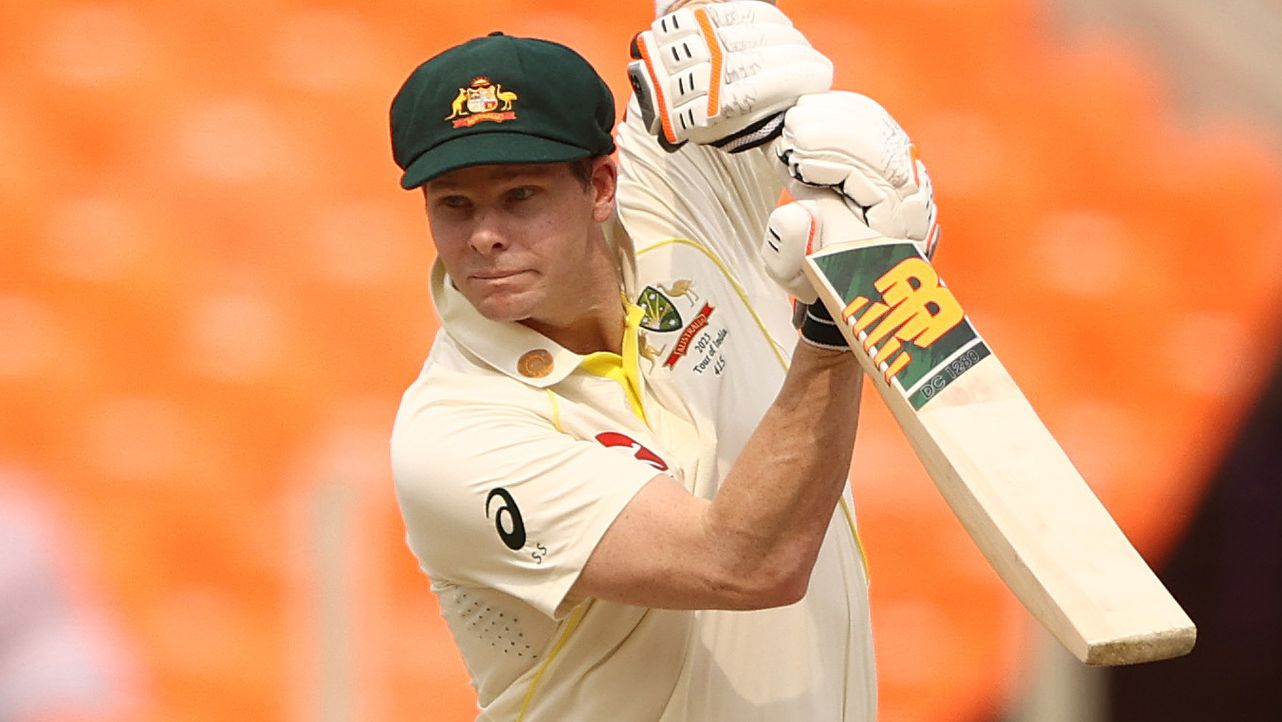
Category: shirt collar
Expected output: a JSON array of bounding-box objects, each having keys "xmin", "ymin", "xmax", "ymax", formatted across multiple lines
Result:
[
  {"xmin": 431, "ymin": 259, "xmax": 587, "ymax": 388},
  {"xmin": 428, "ymin": 216, "xmax": 640, "ymax": 388}
]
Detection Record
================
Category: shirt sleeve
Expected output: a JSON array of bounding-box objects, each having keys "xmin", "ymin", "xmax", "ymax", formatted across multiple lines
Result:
[
  {"xmin": 391, "ymin": 400, "xmax": 662, "ymax": 620},
  {"xmin": 613, "ymin": 96, "xmax": 785, "ymax": 265}
]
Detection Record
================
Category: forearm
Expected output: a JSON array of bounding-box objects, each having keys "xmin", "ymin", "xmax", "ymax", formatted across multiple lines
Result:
[
  {"xmin": 568, "ymin": 340, "xmax": 862, "ymax": 611},
  {"xmin": 703, "ymin": 342, "xmax": 863, "ymax": 602}
]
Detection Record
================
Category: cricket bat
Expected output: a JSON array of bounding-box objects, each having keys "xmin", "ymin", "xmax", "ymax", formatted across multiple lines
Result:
[{"xmin": 800, "ymin": 192, "xmax": 1196, "ymax": 666}]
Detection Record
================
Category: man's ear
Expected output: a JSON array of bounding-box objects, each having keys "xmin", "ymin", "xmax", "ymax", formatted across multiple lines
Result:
[{"xmin": 589, "ymin": 156, "xmax": 618, "ymax": 223}]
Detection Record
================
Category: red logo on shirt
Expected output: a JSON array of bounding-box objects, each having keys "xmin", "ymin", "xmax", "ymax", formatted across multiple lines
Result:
[
  {"xmin": 595, "ymin": 432, "xmax": 669, "ymax": 472},
  {"xmin": 663, "ymin": 303, "xmax": 714, "ymax": 368}
]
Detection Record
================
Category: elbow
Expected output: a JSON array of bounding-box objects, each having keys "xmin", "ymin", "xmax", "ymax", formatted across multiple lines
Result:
[
  {"xmin": 700, "ymin": 516, "xmax": 823, "ymax": 610},
  {"xmin": 716, "ymin": 553, "xmax": 814, "ymax": 610},
  {"xmin": 757, "ymin": 560, "xmax": 813, "ymax": 608},
  {"xmin": 746, "ymin": 578, "xmax": 809, "ymax": 610}
]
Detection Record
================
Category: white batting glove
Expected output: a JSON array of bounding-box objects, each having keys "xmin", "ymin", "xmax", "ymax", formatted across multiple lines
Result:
[
  {"xmin": 763, "ymin": 201, "xmax": 824, "ymax": 304},
  {"xmin": 627, "ymin": 1, "xmax": 833, "ymax": 152},
  {"xmin": 763, "ymin": 196, "xmax": 878, "ymax": 303},
  {"xmin": 763, "ymin": 196, "xmax": 877, "ymax": 350},
  {"xmin": 777, "ymin": 92, "xmax": 940, "ymax": 257}
]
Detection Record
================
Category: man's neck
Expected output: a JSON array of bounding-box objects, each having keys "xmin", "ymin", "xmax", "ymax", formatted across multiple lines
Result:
[
  {"xmin": 522, "ymin": 301, "xmax": 625, "ymax": 356},
  {"xmin": 520, "ymin": 244, "xmax": 627, "ymax": 356}
]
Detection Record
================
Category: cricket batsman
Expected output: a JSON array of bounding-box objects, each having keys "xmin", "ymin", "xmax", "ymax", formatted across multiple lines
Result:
[{"xmin": 388, "ymin": 1, "xmax": 937, "ymax": 719}]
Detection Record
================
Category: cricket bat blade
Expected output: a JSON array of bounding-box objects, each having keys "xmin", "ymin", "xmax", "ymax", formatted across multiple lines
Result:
[{"xmin": 799, "ymin": 193, "xmax": 1196, "ymax": 665}]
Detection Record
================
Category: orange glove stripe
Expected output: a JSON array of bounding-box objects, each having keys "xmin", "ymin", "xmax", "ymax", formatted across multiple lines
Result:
[
  {"xmin": 636, "ymin": 34, "xmax": 679, "ymax": 144},
  {"xmin": 695, "ymin": 8, "xmax": 724, "ymax": 119},
  {"xmin": 804, "ymin": 204, "xmax": 819, "ymax": 255}
]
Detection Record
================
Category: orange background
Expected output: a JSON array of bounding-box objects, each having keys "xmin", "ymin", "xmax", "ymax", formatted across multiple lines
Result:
[{"xmin": 2, "ymin": 1, "xmax": 1280, "ymax": 720}]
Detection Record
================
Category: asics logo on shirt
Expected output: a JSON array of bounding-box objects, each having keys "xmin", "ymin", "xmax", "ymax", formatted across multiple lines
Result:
[{"xmin": 485, "ymin": 487, "xmax": 527, "ymax": 550}]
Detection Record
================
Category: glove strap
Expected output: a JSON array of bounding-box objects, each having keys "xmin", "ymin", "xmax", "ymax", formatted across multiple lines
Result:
[
  {"xmin": 710, "ymin": 112, "xmax": 786, "ymax": 154},
  {"xmin": 792, "ymin": 299, "xmax": 849, "ymax": 351}
]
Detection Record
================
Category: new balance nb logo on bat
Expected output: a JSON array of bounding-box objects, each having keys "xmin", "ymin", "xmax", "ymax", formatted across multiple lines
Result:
[
  {"xmin": 811, "ymin": 242, "xmax": 992, "ymax": 410},
  {"xmin": 841, "ymin": 257, "xmax": 963, "ymax": 383}
]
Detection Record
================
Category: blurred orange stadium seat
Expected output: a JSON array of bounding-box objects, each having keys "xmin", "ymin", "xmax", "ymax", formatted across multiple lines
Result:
[{"xmin": 2, "ymin": 1, "xmax": 1279, "ymax": 721}]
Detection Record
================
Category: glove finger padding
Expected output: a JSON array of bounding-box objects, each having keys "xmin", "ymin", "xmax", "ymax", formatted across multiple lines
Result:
[
  {"xmin": 763, "ymin": 200, "xmax": 822, "ymax": 304},
  {"xmin": 762, "ymin": 192, "xmax": 885, "ymax": 301},
  {"xmin": 779, "ymin": 92, "xmax": 939, "ymax": 254},
  {"xmin": 662, "ymin": 61, "xmax": 832, "ymax": 133},
  {"xmin": 764, "ymin": 196, "xmax": 882, "ymax": 350},
  {"xmin": 864, "ymin": 157, "xmax": 936, "ymax": 243},
  {"xmin": 629, "ymin": 1, "xmax": 833, "ymax": 150}
]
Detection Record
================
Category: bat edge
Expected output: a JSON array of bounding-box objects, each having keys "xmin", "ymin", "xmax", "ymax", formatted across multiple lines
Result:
[{"xmin": 1082, "ymin": 623, "xmax": 1198, "ymax": 666}]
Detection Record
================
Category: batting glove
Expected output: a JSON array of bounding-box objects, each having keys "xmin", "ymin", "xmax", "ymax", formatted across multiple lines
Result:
[
  {"xmin": 763, "ymin": 197, "xmax": 876, "ymax": 350},
  {"xmin": 777, "ymin": 92, "xmax": 940, "ymax": 257},
  {"xmin": 627, "ymin": 1, "xmax": 833, "ymax": 153}
]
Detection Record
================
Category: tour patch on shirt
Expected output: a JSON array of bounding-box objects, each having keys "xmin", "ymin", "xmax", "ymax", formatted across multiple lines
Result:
[{"xmin": 635, "ymin": 280, "xmax": 729, "ymax": 375}]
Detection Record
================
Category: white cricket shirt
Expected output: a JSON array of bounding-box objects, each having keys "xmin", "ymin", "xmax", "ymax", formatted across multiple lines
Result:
[
  {"xmin": 391, "ymin": 101, "xmax": 874, "ymax": 721},
  {"xmin": 616, "ymin": 100, "xmax": 876, "ymax": 722}
]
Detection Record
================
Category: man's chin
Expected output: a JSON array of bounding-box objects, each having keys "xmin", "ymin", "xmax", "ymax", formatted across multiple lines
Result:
[
  {"xmin": 457, "ymin": 280, "xmax": 532, "ymax": 321},
  {"xmin": 478, "ymin": 308, "xmax": 531, "ymax": 324},
  {"xmin": 470, "ymin": 294, "xmax": 536, "ymax": 324}
]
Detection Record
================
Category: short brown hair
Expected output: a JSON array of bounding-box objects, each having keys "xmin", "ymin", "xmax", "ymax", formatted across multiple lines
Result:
[{"xmin": 567, "ymin": 157, "xmax": 600, "ymax": 189}]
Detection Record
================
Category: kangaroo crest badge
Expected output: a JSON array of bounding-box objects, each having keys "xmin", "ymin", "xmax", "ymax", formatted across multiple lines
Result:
[{"xmin": 446, "ymin": 76, "xmax": 519, "ymax": 128}]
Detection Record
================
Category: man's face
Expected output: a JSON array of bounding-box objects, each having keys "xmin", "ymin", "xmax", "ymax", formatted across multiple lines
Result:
[{"xmin": 423, "ymin": 160, "xmax": 616, "ymax": 326}]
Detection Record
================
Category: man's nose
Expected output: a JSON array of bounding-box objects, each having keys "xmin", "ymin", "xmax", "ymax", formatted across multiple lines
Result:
[{"xmin": 468, "ymin": 210, "xmax": 508, "ymax": 255}]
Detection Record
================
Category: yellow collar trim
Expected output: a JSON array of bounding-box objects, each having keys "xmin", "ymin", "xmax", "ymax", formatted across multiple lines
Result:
[{"xmin": 578, "ymin": 301, "xmax": 647, "ymax": 424}]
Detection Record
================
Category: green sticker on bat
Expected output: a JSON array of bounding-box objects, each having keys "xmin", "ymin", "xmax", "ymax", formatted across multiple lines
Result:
[{"xmin": 811, "ymin": 242, "xmax": 990, "ymax": 410}]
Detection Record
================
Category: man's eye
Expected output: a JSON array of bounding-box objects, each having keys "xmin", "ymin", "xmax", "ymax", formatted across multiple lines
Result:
[
  {"xmin": 439, "ymin": 196, "xmax": 470, "ymax": 209},
  {"xmin": 508, "ymin": 187, "xmax": 536, "ymax": 202}
]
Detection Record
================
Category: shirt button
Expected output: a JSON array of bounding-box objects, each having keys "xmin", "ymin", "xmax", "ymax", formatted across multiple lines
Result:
[{"xmin": 517, "ymin": 349, "xmax": 554, "ymax": 378}]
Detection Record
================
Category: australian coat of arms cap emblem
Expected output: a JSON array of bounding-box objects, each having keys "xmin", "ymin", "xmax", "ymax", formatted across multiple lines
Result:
[{"xmin": 446, "ymin": 76, "xmax": 519, "ymax": 128}]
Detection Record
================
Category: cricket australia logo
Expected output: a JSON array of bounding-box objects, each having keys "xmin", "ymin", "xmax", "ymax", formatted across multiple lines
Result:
[
  {"xmin": 637, "ymin": 286, "xmax": 684, "ymax": 332},
  {"xmin": 634, "ymin": 281, "xmax": 725, "ymax": 373},
  {"xmin": 811, "ymin": 243, "xmax": 992, "ymax": 410},
  {"xmin": 446, "ymin": 76, "xmax": 519, "ymax": 128}
]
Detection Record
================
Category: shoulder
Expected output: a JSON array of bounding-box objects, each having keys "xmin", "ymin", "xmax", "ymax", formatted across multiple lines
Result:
[
  {"xmin": 392, "ymin": 336, "xmax": 557, "ymax": 481},
  {"xmin": 398, "ymin": 330, "xmax": 552, "ymax": 410}
]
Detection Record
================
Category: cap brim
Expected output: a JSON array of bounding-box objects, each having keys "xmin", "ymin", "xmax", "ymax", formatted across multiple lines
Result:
[{"xmin": 399, "ymin": 132, "xmax": 592, "ymax": 189}]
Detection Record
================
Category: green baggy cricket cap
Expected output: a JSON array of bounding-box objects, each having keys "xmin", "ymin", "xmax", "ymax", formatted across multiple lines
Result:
[{"xmin": 390, "ymin": 32, "xmax": 617, "ymax": 189}]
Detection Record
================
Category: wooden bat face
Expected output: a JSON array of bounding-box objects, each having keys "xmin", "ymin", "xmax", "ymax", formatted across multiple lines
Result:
[{"xmin": 799, "ymin": 194, "xmax": 1195, "ymax": 666}]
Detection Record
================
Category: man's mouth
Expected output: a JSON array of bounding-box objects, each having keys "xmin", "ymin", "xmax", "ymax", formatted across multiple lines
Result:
[{"xmin": 471, "ymin": 269, "xmax": 530, "ymax": 281}]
